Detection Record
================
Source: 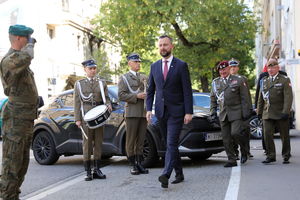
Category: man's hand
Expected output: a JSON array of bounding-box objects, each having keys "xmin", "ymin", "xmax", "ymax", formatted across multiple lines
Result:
[
  {"xmin": 107, "ymin": 104, "xmax": 112, "ymax": 112},
  {"xmin": 184, "ymin": 114, "xmax": 193, "ymax": 124},
  {"xmin": 137, "ymin": 92, "xmax": 146, "ymax": 99},
  {"xmin": 280, "ymin": 113, "xmax": 289, "ymax": 120},
  {"xmin": 75, "ymin": 120, "xmax": 81, "ymax": 128},
  {"xmin": 146, "ymin": 111, "xmax": 152, "ymax": 124},
  {"xmin": 28, "ymin": 37, "xmax": 37, "ymax": 44},
  {"xmin": 210, "ymin": 113, "xmax": 218, "ymax": 123}
]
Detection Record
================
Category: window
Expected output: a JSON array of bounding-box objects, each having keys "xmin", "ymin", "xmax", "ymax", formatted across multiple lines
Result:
[{"xmin": 47, "ymin": 25, "xmax": 55, "ymax": 39}]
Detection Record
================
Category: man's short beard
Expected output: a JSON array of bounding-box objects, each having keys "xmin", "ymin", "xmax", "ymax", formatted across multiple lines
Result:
[{"xmin": 160, "ymin": 51, "xmax": 171, "ymax": 58}]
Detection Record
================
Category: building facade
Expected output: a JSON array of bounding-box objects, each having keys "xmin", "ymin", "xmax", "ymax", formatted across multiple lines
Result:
[
  {"xmin": 0, "ymin": 0, "xmax": 120, "ymax": 102},
  {"xmin": 255, "ymin": 0, "xmax": 300, "ymax": 129}
]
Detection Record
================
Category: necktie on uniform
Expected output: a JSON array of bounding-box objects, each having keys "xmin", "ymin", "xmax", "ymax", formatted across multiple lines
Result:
[{"xmin": 163, "ymin": 60, "xmax": 168, "ymax": 80}]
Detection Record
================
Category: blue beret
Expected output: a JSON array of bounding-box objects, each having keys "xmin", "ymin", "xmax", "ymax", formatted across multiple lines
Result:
[
  {"xmin": 9, "ymin": 24, "xmax": 34, "ymax": 37},
  {"xmin": 81, "ymin": 59, "xmax": 97, "ymax": 67},
  {"xmin": 217, "ymin": 60, "xmax": 229, "ymax": 70},
  {"xmin": 127, "ymin": 53, "xmax": 141, "ymax": 62},
  {"xmin": 229, "ymin": 58, "xmax": 239, "ymax": 67}
]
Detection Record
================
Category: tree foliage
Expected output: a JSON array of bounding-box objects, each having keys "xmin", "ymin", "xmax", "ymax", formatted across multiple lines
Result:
[{"xmin": 92, "ymin": 0, "xmax": 258, "ymax": 91}]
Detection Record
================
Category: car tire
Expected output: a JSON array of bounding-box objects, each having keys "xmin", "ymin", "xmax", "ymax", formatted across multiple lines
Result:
[
  {"xmin": 142, "ymin": 132, "xmax": 158, "ymax": 168},
  {"xmin": 249, "ymin": 116, "xmax": 263, "ymax": 139},
  {"xmin": 32, "ymin": 131, "xmax": 59, "ymax": 165},
  {"xmin": 188, "ymin": 153, "xmax": 212, "ymax": 161}
]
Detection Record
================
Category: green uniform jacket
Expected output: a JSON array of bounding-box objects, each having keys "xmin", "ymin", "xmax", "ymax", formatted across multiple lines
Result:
[
  {"xmin": 0, "ymin": 45, "xmax": 38, "ymax": 117},
  {"xmin": 257, "ymin": 73, "xmax": 293, "ymax": 120},
  {"xmin": 210, "ymin": 74, "xmax": 251, "ymax": 122},
  {"xmin": 74, "ymin": 77, "xmax": 111, "ymax": 122},
  {"xmin": 118, "ymin": 72, "xmax": 148, "ymax": 117}
]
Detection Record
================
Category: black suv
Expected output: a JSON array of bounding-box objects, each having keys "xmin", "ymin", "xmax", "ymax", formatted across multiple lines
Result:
[{"xmin": 32, "ymin": 86, "xmax": 224, "ymax": 167}]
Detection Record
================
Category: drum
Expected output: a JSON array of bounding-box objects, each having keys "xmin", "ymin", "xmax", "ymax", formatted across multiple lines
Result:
[{"xmin": 83, "ymin": 105, "xmax": 111, "ymax": 129}]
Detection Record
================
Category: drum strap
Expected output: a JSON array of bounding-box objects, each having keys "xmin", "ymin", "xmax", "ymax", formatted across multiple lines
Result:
[
  {"xmin": 121, "ymin": 75, "xmax": 140, "ymax": 94},
  {"xmin": 98, "ymin": 80, "xmax": 106, "ymax": 104}
]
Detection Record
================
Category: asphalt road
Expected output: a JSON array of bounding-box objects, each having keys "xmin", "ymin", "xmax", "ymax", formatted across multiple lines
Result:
[{"xmin": 1, "ymin": 129, "xmax": 300, "ymax": 200}]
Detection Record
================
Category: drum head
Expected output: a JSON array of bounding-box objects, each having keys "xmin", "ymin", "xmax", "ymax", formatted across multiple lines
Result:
[{"xmin": 84, "ymin": 105, "xmax": 107, "ymax": 121}]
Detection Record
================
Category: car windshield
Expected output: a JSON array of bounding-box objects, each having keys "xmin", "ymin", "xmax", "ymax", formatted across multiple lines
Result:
[{"xmin": 193, "ymin": 93, "xmax": 210, "ymax": 108}]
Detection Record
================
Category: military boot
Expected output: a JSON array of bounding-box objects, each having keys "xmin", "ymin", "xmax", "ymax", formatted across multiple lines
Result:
[
  {"xmin": 136, "ymin": 155, "xmax": 149, "ymax": 174},
  {"xmin": 128, "ymin": 156, "xmax": 140, "ymax": 175},
  {"xmin": 93, "ymin": 160, "xmax": 106, "ymax": 179},
  {"xmin": 84, "ymin": 160, "xmax": 93, "ymax": 181}
]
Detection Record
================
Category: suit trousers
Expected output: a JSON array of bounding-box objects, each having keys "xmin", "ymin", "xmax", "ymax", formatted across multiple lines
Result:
[
  {"xmin": 81, "ymin": 123, "xmax": 104, "ymax": 161},
  {"xmin": 263, "ymin": 119, "xmax": 291, "ymax": 160},
  {"xmin": 159, "ymin": 109, "xmax": 184, "ymax": 177},
  {"xmin": 220, "ymin": 118, "xmax": 248, "ymax": 162},
  {"xmin": 125, "ymin": 117, "xmax": 147, "ymax": 157}
]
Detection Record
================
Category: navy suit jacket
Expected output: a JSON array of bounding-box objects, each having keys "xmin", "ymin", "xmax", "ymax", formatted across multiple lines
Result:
[{"xmin": 146, "ymin": 57, "xmax": 193, "ymax": 119}]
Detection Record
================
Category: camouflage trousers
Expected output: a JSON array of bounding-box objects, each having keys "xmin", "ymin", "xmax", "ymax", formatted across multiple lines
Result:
[{"xmin": 0, "ymin": 107, "xmax": 34, "ymax": 200}]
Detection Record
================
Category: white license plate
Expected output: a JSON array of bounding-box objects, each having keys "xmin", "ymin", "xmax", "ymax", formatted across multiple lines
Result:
[{"xmin": 205, "ymin": 132, "xmax": 222, "ymax": 141}]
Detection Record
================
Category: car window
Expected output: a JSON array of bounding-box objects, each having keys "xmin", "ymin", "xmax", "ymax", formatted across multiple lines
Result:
[
  {"xmin": 193, "ymin": 94, "xmax": 210, "ymax": 108},
  {"xmin": 60, "ymin": 93, "xmax": 74, "ymax": 107}
]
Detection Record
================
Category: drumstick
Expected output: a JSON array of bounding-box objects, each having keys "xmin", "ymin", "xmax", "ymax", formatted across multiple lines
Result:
[{"xmin": 80, "ymin": 126, "xmax": 88, "ymax": 139}]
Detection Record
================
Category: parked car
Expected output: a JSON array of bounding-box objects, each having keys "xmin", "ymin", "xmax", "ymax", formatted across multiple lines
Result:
[
  {"xmin": 249, "ymin": 110, "xmax": 295, "ymax": 139},
  {"xmin": 32, "ymin": 86, "xmax": 224, "ymax": 167}
]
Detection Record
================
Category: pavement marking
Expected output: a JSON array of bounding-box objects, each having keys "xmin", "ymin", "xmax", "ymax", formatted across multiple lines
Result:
[
  {"xmin": 224, "ymin": 163, "xmax": 241, "ymax": 200},
  {"xmin": 21, "ymin": 172, "xmax": 85, "ymax": 200},
  {"xmin": 21, "ymin": 157, "xmax": 124, "ymax": 200}
]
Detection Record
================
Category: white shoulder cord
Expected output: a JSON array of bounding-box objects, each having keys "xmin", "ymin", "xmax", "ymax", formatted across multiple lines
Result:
[
  {"xmin": 76, "ymin": 82, "xmax": 88, "ymax": 118},
  {"xmin": 121, "ymin": 75, "xmax": 140, "ymax": 94}
]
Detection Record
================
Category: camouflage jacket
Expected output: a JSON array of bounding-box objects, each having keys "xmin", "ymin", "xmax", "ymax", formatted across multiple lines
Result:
[{"xmin": 0, "ymin": 45, "xmax": 38, "ymax": 121}]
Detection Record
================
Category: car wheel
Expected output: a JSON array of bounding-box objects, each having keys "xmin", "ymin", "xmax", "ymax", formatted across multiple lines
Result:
[
  {"xmin": 249, "ymin": 116, "xmax": 263, "ymax": 139},
  {"xmin": 188, "ymin": 153, "xmax": 212, "ymax": 161},
  {"xmin": 142, "ymin": 132, "xmax": 158, "ymax": 168},
  {"xmin": 32, "ymin": 131, "xmax": 59, "ymax": 165}
]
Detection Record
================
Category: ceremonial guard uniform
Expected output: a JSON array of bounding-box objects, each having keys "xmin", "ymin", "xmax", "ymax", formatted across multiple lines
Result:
[
  {"xmin": 0, "ymin": 25, "xmax": 38, "ymax": 200},
  {"xmin": 229, "ymin": 58, "xmax": 253, "ymax": 158},
  {"xmin": 257, "ymin": 59, "xmax": 293, "ymax": 164},
  {"xmin": 74, "ymin": 59, "xmax": 111, "ymax": 180},
  {"xmin": 118, "ymin": 53, "xmax": 149, "ymax": 175},
  {"xmin": 210, "ymin": 61, "xmax": 251, "ymax": 167}
]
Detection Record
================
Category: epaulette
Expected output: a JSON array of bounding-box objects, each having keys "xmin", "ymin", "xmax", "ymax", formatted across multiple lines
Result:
[{"xmin": 212, "ymin": 77, "xmax": 221, "ymax": 82}]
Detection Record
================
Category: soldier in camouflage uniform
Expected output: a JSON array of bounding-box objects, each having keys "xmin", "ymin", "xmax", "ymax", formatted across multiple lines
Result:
[
  {"xmin": 257, "ymin": 59, "xmax": 293, "ymax": 164},
  {"xmin": 74, "ymin": 59, "xmax": 111, "ymax": 181},
  {"xmin": 210, "ymin": 61, "xmax": 251, "ymax": 167},
  {"xmin": 118, "ymin": 53, "xmax": 149, "ymax": 175},
  {"xmin": 0, "ymin": 25, "xmax": 38, "ymax": 200}
]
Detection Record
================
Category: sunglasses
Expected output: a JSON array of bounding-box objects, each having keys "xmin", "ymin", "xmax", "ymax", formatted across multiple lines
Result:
[{"xmin": 268, "ymin": 63, "xmax": 278, "ymax": 67}]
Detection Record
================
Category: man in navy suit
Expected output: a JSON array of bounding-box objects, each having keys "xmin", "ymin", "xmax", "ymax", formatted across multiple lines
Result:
[{"xmin": 146, "ymin": 35, "xmax": 193, "ymax": 188}]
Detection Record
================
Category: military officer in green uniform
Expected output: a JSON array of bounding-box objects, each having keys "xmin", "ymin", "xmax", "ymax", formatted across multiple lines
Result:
[
  {"xmin": 210, "ymin": 60, "xmax": 251, "ymax": 167},
  {"xmin": 257, "ymin": 58, "xmax": 293, "ymax": 164},
  {"xmin": 229, "ymin": 58, "xmax": 253, "ymax": 158},
  {"xmin": 74, "ymin": 59, "xmax": 112, "ymax": 181},
  {"xmin": 0, "ymin": 25, "xmax": 38, "ymax": 200},
  {"xmin": 118, "ymin": 53, "xmax": 149, "ymax": 175}
]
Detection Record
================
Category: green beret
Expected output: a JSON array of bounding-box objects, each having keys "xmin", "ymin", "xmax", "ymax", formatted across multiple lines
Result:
[{"xmin": 9, "ymin": 24, "xmax": 34, "ymax": 37}]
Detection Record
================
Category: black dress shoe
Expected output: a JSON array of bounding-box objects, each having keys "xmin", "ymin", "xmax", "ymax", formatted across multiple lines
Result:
[
  {"xmin": 224, "ymin": 162, "xmax": 237, "ymax": 168},
  {"xmin": 158, "ymin": 175, "xmax": 169, "ymax": 188},
  {"xmin": 262, "ymin": 158, "xmax": 276, "ymax": 164},
  {"xmin": 241, "ymin": 156, "xmax": 247, "ymax": 164},
  {"xmin": 248, "ymin": 153, "xmax": 254, "ymax": 158},
  {"xmin": 171, "ymin": 174, "xmax": 184, "ymax": 184},
  {"xmin": 283, "ymin": 158, "xmax": 290, "ymax": 164}
]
